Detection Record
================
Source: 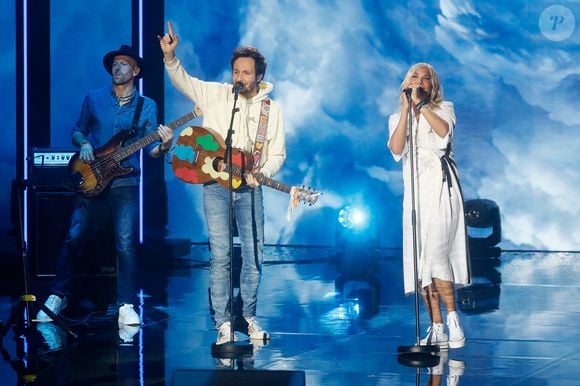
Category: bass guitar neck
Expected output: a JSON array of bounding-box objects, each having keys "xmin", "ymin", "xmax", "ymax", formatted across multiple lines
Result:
[{"xmin": 71, "ymin": 109, "xmax": 200, "ymax": 197}]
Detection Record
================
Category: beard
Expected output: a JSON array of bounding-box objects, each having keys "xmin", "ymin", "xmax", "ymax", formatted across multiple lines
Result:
[{"xmin": 113, "ymin": 71, "xmax": 134, "ymax": 85}]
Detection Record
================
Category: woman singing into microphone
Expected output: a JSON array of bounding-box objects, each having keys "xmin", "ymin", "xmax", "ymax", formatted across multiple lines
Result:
[{"xmin": 387, "ymin": 63, "xmax": 471, "ymax": 350}]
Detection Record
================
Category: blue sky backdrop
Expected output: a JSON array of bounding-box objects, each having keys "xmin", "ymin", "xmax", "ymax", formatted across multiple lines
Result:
[
  {"xmin": 162, "ymin": 0, "xmax": 580, "ymax": 250},
  {"xmin": 1, "ymin": 0, "xmax": 578, "ymax": 250}
]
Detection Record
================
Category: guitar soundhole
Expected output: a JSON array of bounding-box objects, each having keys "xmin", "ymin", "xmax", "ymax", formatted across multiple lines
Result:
[
  {"xmin": 212, "ymin": 157, "xmax": 225, "ymax": 172},
  {"xmin": 71, "ymin": 171, "xmax": 85, "ymax": 186}
]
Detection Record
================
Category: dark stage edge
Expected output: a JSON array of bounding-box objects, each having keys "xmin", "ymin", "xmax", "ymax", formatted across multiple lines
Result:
[{"xmin": 0, "ymin": 246, "xmax": 579, "ymax": 386}]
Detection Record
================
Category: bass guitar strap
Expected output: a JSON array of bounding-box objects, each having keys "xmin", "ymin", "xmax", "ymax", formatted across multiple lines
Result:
[{"xmin": 131, "ymin": 96, "xmax": 145, "ymax": 135}]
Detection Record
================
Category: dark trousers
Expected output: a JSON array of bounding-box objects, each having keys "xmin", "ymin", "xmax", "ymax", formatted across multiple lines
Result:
[{"xmin": 51, "ymin": 186, "xmax": 139, "ymax": 306}]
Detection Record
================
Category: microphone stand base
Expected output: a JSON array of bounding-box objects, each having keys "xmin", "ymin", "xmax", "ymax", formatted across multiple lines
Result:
[
  {"xmin": 397, "ymin": 344, "xmax": 440, "ymax": 368},
  {"xmin": 211, "ymin": 340, "xmax": 253, "ymax": 359}
]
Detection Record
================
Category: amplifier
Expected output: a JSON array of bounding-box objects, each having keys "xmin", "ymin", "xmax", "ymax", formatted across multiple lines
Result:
[
  {"xmin": 29, "ymin": 147, "xmax": 77, "ymax": 190},
  {"xmin": 31, "ymin": 149, "xmax": 75, "ymax": 166}
]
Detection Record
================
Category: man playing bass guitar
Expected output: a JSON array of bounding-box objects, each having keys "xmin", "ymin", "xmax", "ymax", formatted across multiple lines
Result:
[{"xmin": 36, "ymin": 45, "xmax": 173, "ymax": 343}]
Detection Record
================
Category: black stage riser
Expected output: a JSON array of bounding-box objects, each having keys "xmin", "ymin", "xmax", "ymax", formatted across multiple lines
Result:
[{"xmin": 172, "ymin": 369, "xmax": 306, "ymax": 386}]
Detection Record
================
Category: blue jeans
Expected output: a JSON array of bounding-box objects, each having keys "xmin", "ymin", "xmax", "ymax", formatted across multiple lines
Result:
[
  {"xmin": 203, "ymin": 183, "xmax": 264, "ymax": 326},
  {"xmin": 51, "ymin": 186, "xmax": 138, "ymax": 306}
]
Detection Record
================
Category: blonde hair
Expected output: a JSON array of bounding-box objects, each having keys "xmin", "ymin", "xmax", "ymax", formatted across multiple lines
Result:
[{"xmin": 399, "ymin": 63, "xmax": 444, "ymax": 107}]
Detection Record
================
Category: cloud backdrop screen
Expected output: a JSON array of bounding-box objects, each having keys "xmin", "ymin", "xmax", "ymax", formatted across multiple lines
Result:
[{"xmin": 2, "ymin": 0, "xmax": 578, "ymax": 251}]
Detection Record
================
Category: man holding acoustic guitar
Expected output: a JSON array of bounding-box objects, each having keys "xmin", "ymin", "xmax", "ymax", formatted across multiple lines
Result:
[
  {"xmin": 158, "ymin": 21, "xmax": 287, "ymax": 346},
  {"xmin": 36, "ymin": 45, "xmax": 173, "ymax": 343}
]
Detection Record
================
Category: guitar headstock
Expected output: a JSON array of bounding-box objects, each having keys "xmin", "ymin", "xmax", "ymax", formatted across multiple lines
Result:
[
  {"xmin": 252, "ymin": 172, "xmax": 321, "ymax": 207},
  {"xmin": 293, "ymin": 186, "xmax": 322, "ymax": 206}
]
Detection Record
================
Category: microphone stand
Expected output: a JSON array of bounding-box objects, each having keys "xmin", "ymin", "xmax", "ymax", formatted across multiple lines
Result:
[
  {"xmin": 397, "ymin": 90, "xmax": 439, "ymax": 368},
  {"xmin": 211, "ymin": 85, "xmax": 253, "ymax": 359}
]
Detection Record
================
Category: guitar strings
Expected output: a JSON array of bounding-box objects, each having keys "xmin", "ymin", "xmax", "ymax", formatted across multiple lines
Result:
[
  {"xmin": 76, "ymin": 111, "xmax": 202, "ymax": 187},
  {"xmin": 76, "ymin": 132, "xmax": 163, "ymax": 180},
  {"xmin": 77, "ymin": 140, "xmax": 318, "ymax": 204}
]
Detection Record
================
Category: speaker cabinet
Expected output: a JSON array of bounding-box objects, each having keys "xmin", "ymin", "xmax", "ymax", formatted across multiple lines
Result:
[
  {"xmin": 172, "ymin": 369, "xmax": 306, "ymax": 386},
  {"xmin": 28, "ymin": 189, "xmax": 117, "ymax": 277}
]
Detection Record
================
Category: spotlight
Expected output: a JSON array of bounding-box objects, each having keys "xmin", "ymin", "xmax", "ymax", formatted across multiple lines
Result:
[
  {"xmin": 336, "ymin": 205, "xmax": 378, "ymax": 248},
  {"xmin": 335, "ymin": 204, "xmax": 379, "ymax": 275},
  {"xmin": 464, "ymin": 199, "xmax": 501, "ymax": 257},
  {"xmin": 338, "ymin": 205, "xmax": 371, "ymax": 230}
]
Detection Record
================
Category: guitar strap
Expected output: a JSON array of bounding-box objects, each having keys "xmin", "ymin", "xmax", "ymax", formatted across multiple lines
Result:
[
  {"xmin": 252, "ymin": 98, "xmax": 270, "ymax": 167},
  {"xmin": 251, "ymin": 98, "xmax": 299, "ymax": 219},
  {"xmin": 131, "ymin": 96, "xmax": 145, "ymax": 135}
]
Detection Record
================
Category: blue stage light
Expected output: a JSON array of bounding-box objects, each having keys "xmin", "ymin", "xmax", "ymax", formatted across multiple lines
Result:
[
  {"xmin": 335, "ymin": 204, "xmax": 380, "ymax": 276},
  {"xmin": 338, "ymin": 205, "xmax": 372, "ymax": 230}
]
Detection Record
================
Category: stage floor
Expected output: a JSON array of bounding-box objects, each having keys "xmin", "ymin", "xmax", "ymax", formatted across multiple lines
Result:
[{"xmin": 0, "ymin": 245, "xmax": 578, "ymax": 385}]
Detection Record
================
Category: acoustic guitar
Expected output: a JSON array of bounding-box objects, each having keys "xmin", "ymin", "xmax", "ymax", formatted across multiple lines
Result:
[{"xmin": 172, "ymin": 125, "xmax": 320, "ymax": 206}]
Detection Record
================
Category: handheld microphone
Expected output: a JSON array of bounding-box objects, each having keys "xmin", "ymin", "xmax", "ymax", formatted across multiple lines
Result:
[
  {"xmin": 232, "ymin": 82, "xmax": 244, "ymax": 94},
  {"xmin": 402, "ymin": 88, "xmax": 412, "ymax": 96}
]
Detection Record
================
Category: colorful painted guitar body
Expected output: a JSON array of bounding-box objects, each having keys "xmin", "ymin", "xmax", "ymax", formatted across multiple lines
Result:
[{"xmin": 172, "ymin": 126, "xmax": 320, "ymax": 206}]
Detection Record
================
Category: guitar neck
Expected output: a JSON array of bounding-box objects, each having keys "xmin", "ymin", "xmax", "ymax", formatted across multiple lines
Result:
[
  {"xmin": 227, "ymin": 163, "xmax": 292, "ymax": 194},
  {"xmin": 255, "ymin": 174, "xmax": 293, "ymax": 194},
  {"xmin": 114, "ymin": 110, "xmax": 199, "ymax": 162}
]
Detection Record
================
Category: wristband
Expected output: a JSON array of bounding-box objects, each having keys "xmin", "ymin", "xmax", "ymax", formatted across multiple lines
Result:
[
  {"xmin": 158, "ymin": 143, "xmax": 169, "ymax": 153},
  {"xmin": 416, "ymin": 101, "xmax": 428, "ymax": 110},
  {"xmin": 80, "ymin": 140, "xmax": 90, "ymax": 147}
]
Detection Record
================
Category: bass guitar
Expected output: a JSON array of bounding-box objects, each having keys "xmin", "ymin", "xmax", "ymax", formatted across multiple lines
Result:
[
  {"xmin": 70, "ymin": 110, "xmax": 200, "ymax": 197},
  {"xmin": 172, "ymin": 125, "xmax": 321, "ymax": 206}
]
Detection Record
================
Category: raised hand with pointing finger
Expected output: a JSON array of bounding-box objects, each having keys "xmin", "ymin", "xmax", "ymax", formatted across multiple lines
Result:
[{"xmin": 157, "ymin": 21, "xmax": 179, "ymax": 62}]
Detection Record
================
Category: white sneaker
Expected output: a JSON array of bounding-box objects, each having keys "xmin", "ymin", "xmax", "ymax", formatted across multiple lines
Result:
[
  {"xmin": 216, "ymin": 358, "xmax": 233, "ymax": 368},
  {"xmin": 447, "ymin": 311, "xmax": 466, "ymax": 349},
  {"xmin": 245, "ymin": 317, "xmax": 270, "ymax": 341},
  {"xmin": 447, "ymin": 359, "xmax": 466, "ymax": 386},
  {"xmin": 216, "ymin": 321, "xmax": 236, "ymax": 345},
  {"xmin": 428, "ymin": 351, "xmax": 448, "ymax": 376},
  {"xmin": 35, "ymin": 295, "xmax": 67, "ymax": 323},
  {"xmin": 118, "ymin": 304, "xmax": 140, "ymax": 326},
  {"xmin": 448, "ymin": 359, "xmax": 466, "ymax": 376},
  {"xmin": 36, "ymin": 323, "xmax": 66, "ymax": 351},
  {"xmin": 119, "ymin": 324, "xmax": 140, "ymax": 344},
  {"xmin": 251, "ymin": 336, "xmax": 268, "ymax": 354},
  {"xmin": 420, "ymin": 323, "xmax": 449, "ymax": 350}
]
